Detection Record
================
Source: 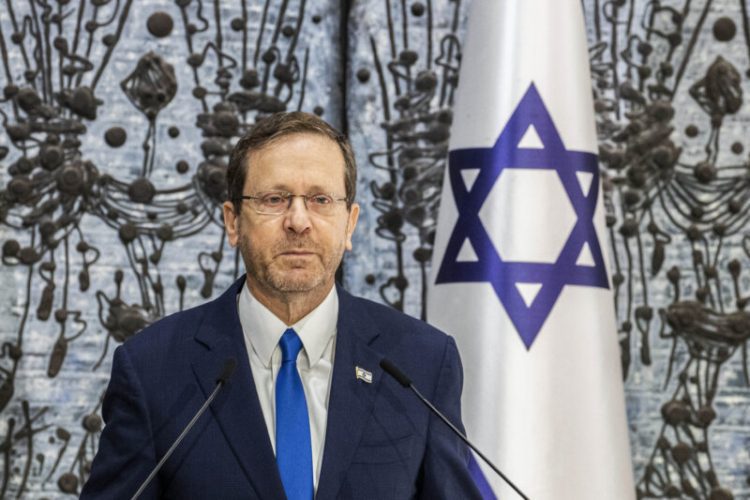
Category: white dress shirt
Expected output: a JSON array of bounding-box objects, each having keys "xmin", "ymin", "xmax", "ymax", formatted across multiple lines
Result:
[{"xmin": 237, "ymin": 284, "xmax": 337, "ymax": 491}]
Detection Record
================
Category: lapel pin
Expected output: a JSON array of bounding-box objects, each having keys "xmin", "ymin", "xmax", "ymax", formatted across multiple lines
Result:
[{"xmin": 355, "ymin": 366, "xmax": 373, "ymax": 384}]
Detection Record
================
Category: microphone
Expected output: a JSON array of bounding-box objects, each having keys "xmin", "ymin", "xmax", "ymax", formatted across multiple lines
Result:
[
  {"xmin": 130, "ymin": 358, "xmax": 237, "ymax": 500},
  {"xmin": 379, "ymin": 359, "xmax": 529, "ymax": 500}
]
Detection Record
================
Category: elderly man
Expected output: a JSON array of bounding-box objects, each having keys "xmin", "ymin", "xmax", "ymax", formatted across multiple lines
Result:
[{"xmin": 82, "ymin": 112, "xmax": 481, "ymax": 499}]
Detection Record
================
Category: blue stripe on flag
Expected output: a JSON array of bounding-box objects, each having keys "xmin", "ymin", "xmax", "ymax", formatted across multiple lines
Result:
[{"xmin": 468, "ymin": 452, "xmax": 496, "ymax": 500}]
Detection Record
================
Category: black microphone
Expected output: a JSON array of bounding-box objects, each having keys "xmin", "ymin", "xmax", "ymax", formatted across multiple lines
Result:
[
  {"xmin": 379, "ymin": 358, "xmax": 529, "ymax": 500},
  {"xmin": 130, "ymin": 358, "xmax": 237, "ymax": 500}
]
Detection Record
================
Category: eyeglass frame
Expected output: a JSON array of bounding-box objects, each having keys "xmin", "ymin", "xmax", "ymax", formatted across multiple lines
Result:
[{"xmin": 237, "ymin": 191, "xmax": 350, "ymax": 215}]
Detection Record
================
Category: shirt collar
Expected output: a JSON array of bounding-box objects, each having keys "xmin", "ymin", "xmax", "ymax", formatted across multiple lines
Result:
[{"xmin": 238, "ymin": 283, "xmax": 338, "ymax": 369}]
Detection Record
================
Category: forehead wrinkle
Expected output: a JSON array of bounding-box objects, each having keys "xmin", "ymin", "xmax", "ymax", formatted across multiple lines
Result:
[
  {"xmin": 243, "ymin": 134, "xmax": 346, "ymax": 193},
  {"xmin": 251, "ymin": 181, "xmax": 342, "ymax": 195},
  {"xmin": 246, "ymin": 163, "xmax": 345, "ymax": 194}
]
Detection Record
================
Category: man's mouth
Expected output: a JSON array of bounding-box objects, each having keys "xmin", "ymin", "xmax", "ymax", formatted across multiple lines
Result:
[{"xmin": 280, "ymin": 250, "xmax": 315, "ymax": 256}]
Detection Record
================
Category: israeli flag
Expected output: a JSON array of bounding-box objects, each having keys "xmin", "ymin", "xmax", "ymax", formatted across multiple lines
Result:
[{"xmin": 427, "ymin": 1, "xmax": 635, "ymax": 498}]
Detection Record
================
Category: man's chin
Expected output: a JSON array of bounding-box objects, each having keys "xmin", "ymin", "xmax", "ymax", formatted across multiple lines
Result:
[{"xmin": 267, "ymin": 271, "xmax": 328, "ymax": 294}]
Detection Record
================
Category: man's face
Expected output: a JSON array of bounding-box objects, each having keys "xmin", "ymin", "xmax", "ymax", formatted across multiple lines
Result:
[{"xmin": 223, "ymin": 133, "xmax": 359, "ymax": 299}]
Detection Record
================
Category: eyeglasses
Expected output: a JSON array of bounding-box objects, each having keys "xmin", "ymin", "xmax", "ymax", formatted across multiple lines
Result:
[{"xmin": 239, "ymin": 191, "xmax": 349, "ymax": 215}]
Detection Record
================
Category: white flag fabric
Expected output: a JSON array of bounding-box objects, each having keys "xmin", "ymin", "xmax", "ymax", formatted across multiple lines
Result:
[{"xmin": 427, "ymin": 1, "xmax": 635, "ymax": 499}]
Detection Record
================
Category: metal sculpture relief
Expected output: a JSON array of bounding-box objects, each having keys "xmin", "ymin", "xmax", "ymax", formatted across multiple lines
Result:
[
  {"xmin": 350, "ymin": 0, "xmax": 462, "ymax": 320},
  {"xmin": 1, "ymin": 0, "xmax": 135, "ymax": 494},
  {"xmin": 586, "ymin": 0, "xmax": 750, "ymax": 497},
  {"xmin": 0, "ymin": 0, "xmax": 327, "ymax": 495}
]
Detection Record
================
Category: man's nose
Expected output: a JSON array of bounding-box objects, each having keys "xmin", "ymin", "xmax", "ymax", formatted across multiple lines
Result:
[{"xmin": 284, "ymin": 196, "xmax": 312, "ymax": 234}]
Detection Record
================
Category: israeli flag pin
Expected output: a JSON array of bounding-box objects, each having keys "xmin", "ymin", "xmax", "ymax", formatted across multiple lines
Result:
[{"xmin": 355, "ymin": 366, "xmax": 373, "ymax": 384}]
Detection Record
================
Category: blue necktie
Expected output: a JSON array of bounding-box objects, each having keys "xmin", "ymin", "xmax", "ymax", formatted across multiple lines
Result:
[{"xmin": 275, "ymin": 329, "xmax": 313, "ymax": 500}]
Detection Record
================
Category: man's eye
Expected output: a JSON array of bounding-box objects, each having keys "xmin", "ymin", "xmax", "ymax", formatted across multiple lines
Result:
[
  {"xmin": 310, "ymin": 195, "xmax": 332, "ymax": 205},
  {"xmin": 263, "ymin": 194, "xmax": 286, "ymax": 205}
]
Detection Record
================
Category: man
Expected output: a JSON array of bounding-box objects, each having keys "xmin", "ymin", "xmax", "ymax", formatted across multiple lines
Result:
[{"xmin": 82, "ymin": 112, "xmax": 481, "ymax": 499}]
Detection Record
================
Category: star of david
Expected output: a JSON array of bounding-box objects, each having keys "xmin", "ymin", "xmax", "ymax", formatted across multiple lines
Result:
[{"xmin": 436, "ymin": 83, "xmax": 609, "ymax": 349}]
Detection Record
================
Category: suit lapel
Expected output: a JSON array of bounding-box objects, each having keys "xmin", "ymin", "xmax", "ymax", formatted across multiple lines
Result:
[
  {"xmin": 316, "ymin": 288, "xmax": 384, "ymax": 500},
  {"xmin": 190, "ymin": 277, "xmax": 285, "ymax": 500}
]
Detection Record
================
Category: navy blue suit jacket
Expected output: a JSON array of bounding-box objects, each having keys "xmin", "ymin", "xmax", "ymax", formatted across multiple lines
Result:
[{"xmin": 82, "ymin": 277, "xmax": 481, "ymax": 499}]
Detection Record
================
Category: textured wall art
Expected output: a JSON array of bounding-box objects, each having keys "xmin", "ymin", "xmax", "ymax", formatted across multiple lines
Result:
[
  {"xmin": 0, "ymin": 0, "xmax": 749, "ymax": 498},
  {"xmin": 0, "ymin": 0, "xmax": 343, "ymax": 496},
  {"xmin": 583, "ymin": 1, "xmax": 750, "ymax": 497}
]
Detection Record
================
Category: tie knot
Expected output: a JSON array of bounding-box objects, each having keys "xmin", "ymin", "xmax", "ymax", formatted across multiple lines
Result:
[{"xmin": 279, "ymin": 328, "xmax": 303, "ymax": 362}]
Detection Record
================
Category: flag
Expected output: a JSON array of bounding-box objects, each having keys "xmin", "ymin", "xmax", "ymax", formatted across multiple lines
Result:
[{"xmin": 427, "ymin": 1, "xmax": 635, "ymax": 498}]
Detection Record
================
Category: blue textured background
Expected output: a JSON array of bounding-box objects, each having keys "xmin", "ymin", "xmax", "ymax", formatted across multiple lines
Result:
[{"xmin": 1, "ymin": 0, "xmax": 749, "ymax": 497}]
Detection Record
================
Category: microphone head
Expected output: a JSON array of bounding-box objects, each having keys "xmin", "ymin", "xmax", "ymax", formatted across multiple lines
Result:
[
  {"xmin": 379, "ymin": 358, "xmax": 412, "ymax": 388},
  {"xmin": 217, "ymin": 358, "xmax": 237, "ymax": 384}
]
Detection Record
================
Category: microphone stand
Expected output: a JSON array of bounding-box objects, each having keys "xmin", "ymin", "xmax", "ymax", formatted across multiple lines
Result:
[
  {"xmin": 380, "ymin": 359, "xmax": 529, "ymax": 500},
  {"xmin": 130, "ymin": 359, "xmax": 236, "ymax": 500}
]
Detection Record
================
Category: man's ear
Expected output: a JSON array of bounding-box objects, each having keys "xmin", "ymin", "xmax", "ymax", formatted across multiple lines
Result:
[
  {"xmin": 344, "ymin": 203, "xmax": 360, "ymax": 251},
  {"xmin": 222, "ymin": 201, "xmax": 240, "ymax": 248}
]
